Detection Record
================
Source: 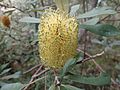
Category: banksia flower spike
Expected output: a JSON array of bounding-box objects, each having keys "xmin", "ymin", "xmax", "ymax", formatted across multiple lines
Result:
[{"xmin": 38, "ymin": 9, "xmax": 78, "ymax": 68}]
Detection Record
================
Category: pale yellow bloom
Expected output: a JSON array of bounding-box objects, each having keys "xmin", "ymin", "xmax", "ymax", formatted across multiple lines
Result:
[{"xmin": 38, "ymin": 9, "xmax": 78, "ymax": 68}]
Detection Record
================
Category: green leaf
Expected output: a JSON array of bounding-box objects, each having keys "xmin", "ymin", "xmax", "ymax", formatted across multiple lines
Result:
[
  {"xmin": 54, "ymin": 0, "xmax": 69, "ymax": 13},
  {"xmin": 60, "ymin": 58, "xmax": 78, "ymax": 78},
  {"xmin": 70, "ymin": 4, "xmax": 80, "ymax": 16},
  {"xmin": 66, "ymin": 73, "xmax": 111, "ymax": 86},
  {"xmin": 0, "ymin": 68, "xmax": 11, "ymax": 76},
  {"xmin": 48, "ymin": 84, "xmax": 58, "ymax": 90},
  {"xmin": 115, "ymin": 63, "xmax": 120, "ymax": 70},
  {"xmin": 91, "ymin": 39, "xmax": 104, "ymax": 45},
  {"xmin": 83, "ymin": 18, "xmax": 99, "ymax": 25},
  {"xmin": 110, "ymin": 41, "xmax": 120, "ymax": 46},
  {"xmin": 1, "ymin": 83, "xmax": 24, "ymax": 90},
  {"xmin": 0, "ymin": 81, "xmax": 8, "ymax": 87},
  {"xmin": 48, "ymin": 84, "xmax": 83, "ymax": 90},
  {"xmin": 0, "ymin": 63, "xmax": 9, "ymax": 72},
  {"xmin": 0, "ymin": 71, "xmax": 21, "ymax": 80},
  {"xmin": 80, "ymin": 24, "xmax": 120, "ymax": 37},
  {"xmin": 61, "ymin": 84, "xmax": 84, "ymax": 90},
  {"xmin": 48, "ymin": 84, "xmax": 55, "ymax": 90},
  {"xmin": 77, "ymin": 7, "xmax": 116, "ymax": 19},
  {"xmin": 19, "ymin": 17, "xmax": 40, "ymax": 23},
  {"xmin": 60, "ymin": 53, "xmax": 82, "ymax": 78}
]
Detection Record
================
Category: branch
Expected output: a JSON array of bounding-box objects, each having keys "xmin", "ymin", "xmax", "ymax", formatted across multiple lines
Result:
[
  {"xmin": 77, "ymin": 49, "xmax": 120, "ymax": 87},
  {"xmin": 23, "ymin": 65, "xmax": 44, "ymax": 90},
  {"xmin": 41, "ymin": 0, "xmax": 45, "ymax": 7},
  {"xmin": 76, "ymin": 51, "xmax": 105, "ymax": 64},
  {"xmin": 8, "ymin": 33, "xmax": 21, "ymax": 41},
  {"xmin": 22, "ymin": 75, "xmax": 47, "ymax": 90},
  {"xmin": 33, "ymin": 68, "xmax": 50, "ymax": 78},
  {"xmin": 23, "ymin": 64, "xmax": 41, "ymax": 74},
  {"xmin": 27, "ymin": 75, "xmax": 47, "ymax": 86},
  {"xmin": 0, "ymin": 3, "xmax": 32, "ymax": 16},
  {"xmin": 23, "ymin": 66, "xmax": 49, "ymax": 90},
  {"xmin": 54, "ymin": 69, "xmax": 61, "ymax": 85},
  {"xmin": 104, "ymin": 19, "xmax": 120, "ymax": 21}
]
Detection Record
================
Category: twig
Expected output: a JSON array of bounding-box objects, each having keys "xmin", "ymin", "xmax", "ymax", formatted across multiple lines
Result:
[
  {"xmin": 44, "ymin": 72, "xmax": 47, "ymax": 90},
  {"xmin": 33, "ymin": 68, "xmax": 50, "ymax": 78},
  {"xmin": 23, "ymin": 65, "xmax": 44, "ymax": 90},
  {"xmin": 97, "ymin": 6, "xmax": 120, "ymax": 23},
  {"xmin": 23, "ymin": 64, "xmax": 41, "ymax": 74},
  {"xmin": 104, "ymin": 19, "xmax": 120, "ymax": 21},
  {"xmin": 53, "ymin": 70, "xmax": 61, "ymax": 90},
  {"xmin": 78, "ymin": 49, "xmax": 105, "ymax": 71},
  {"xmin": 22, "ymin": 75, "xmax": 47, "ymax": 90},
  {"xmin": 0, "ymin": 3, "xmax": 32, "ymax": 16},
  {"xmin": 26, "ymin": 75, "xmax": 48, "ymax": 87},
  {"xmin": 98, "ymin": 15, "xmax": 110, "ymax": 23},
  {"xmin": 41, "ymin": 0, "xmax": 45, "ymax": 7},
  {"xmin": 77, "ymin": 49, "xmax": 120, "ymax": 87},
  {"xmin": 76, "ymin": 51, "xmax": 105, "ymax": 64},
  {"xmin": 82, "ymin": 0, "xmax": 87, "ymax": 59},
  {"xmin": 54, "ymin": 76, "xmax": 61, "ymax": 86},
  {"xmin": 8, "ymin": 33, "xmax": 21, "ymax": 41}
]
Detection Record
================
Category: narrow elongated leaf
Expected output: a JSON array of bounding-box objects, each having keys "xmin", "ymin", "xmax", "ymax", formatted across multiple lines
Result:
[
  {"xmin": 83, "ymin": 18, "xmax": 99, "ymax": 25},
  {"xmin": 60, "ymin": 58, "xmax": 77, "ymax": 78},
  {"xmin": 0, "ymin": 71, "xmax": 21, "ymax": 80},
  {"xmin": 0, "ymin": 63, "xmax": 9, "ymax": 72},
  {"xmin": 54, "ymin": 0, "xmax": 69, "ymax": 13},
  {"xmin": 115, "ymin": 63, "xmax": 120, "ymax": 70},
  {"xmin": 60, "ymin": 53, "xmax": 82, "ymax": 78},
  {"xmin": 91, "ymin": 39, "xmax": 104, "ymax": 45},
  {"xmin": 110, "ymin": 41, "xmax": 120, "ymax": 46},
  {"xmin": 80, "ymin": 24, "xmax": 120, "ymax": 37},
  {"xmin": 1, "ymin": 83, "xmax": 24, "ymax": 90},
  {"xmin": 77, "ymin": 7, "xmax": 116, "ymax": 19},
  {"xmin": 70, "ymin": 4, "xmax": 80, "ymax": 16},
  {"xmin": 61, "ymin": 84, "xmax": 84, "ymax": 90},
  {"xmin": 66, "ymin": 73, "xmax": 111, "ymax": 86},
  {"xmin": 48, "ymin": 84, "xmax": 58, "ymax": 90},
  {"xmin": 0, "ymin": 68, "xmax": 11, "ymax": 76},
  {"xmin": 48, "ymin": 84, "xmax": 55, "ymax": 90},
  {"xmin": 19, "ymin": 17, "xmax": 40, "ymax": 23},
  {"xmin": 0, "ymin": 81, "xmax": 8, "ymax": 87}
]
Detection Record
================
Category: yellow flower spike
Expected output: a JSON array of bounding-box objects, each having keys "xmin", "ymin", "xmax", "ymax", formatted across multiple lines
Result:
[{"xmin": 38, "ymin": 9, "xmax": 78, "ymax": 68}]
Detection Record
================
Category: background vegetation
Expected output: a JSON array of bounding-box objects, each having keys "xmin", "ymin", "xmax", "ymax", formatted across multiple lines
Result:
[{"xmin": 0, "ymin": 0, "xmax": 120, "ymax": 90}]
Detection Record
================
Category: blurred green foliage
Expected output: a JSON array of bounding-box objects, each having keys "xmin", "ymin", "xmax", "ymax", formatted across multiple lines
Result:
[{"xmin": 0, "ymin": 0, "xmax": 120, "ymax": 90}]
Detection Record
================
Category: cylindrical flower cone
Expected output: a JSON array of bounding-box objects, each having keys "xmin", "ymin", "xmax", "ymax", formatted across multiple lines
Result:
[{"xmin": 38, "ymin": 9, "xmax": 78, "ymax": 68}]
